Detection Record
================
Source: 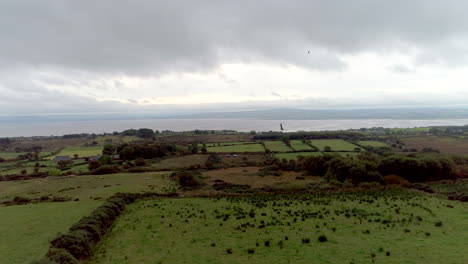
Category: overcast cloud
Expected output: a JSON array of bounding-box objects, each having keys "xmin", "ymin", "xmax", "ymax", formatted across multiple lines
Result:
[{"xmin": 1, "ymin": 0, "xmax": 468, "ymax": 114}]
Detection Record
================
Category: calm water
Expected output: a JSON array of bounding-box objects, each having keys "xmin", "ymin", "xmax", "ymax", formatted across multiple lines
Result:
[{"xmin": 1, "ymin": 118, "xmax": 468, "ymax": 137}]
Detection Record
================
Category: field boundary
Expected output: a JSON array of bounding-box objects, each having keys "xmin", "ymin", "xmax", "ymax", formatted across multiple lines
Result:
[{"xmin": 33, "ymin": 192, "xmax": 178, "ymax": 264}]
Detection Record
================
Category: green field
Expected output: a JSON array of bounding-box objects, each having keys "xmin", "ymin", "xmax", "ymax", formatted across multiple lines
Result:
[
  {"xmin": 208, "ymin": 144, "xmax": 265, "ymax": 153},
  {"xmin": 310, "ymin": 139, "xmax": 360, "ymax": 152},
  {"xmin": 88, "ymin": 190, "xmax": 467, "ymax": 264},
  {"xmin": 263, "ymin": 141, "xmax": 292, "ymax": 152},
  {"xmin": 290, "ymin": 140, "xmax": 313, "ymax": 151},
  {"xmin": 0, "ymin": 172, "xmax": 175, "ymax": 201},
  {"xmin": 151, "ymin": 155, "xmax": 209, "ymax": 170},
  {"xmin": 0, "ymin": 152, "xmax": 26, "ymax": 160},
  {"xmin": 49, "ymin": 146, "xmax": 103, "ymax": 159},
  {"xmin": 276, "ymin": 152, "xmax": 322, "ymax": 160},
  {"xmin": 0, "ymin": 201, "xmax": 100, "ymax": 264},
  {"xmin": 357, "ymin": 140, "xmax": 390, "ymax": 148},
  {"xmin": 206, "ymin": 142, "xmax": 256, "ymax": 147}
]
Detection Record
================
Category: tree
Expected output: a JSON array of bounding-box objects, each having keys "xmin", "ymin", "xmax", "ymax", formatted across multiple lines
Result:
[
  {"xmin": 57, "ymin": 160, "xmax": 74, "ymax": 170},
  {"xmin": 102, "ymin": 144, "xmax": 116, "ymax": 155},
  {"xmin": 74, "ymin": 154, "xmax": 79, "ymax": 159},
  {"xmin": 324, "ymin": 146, "xmax": 332, "ymax": 152},
  {"xmin": 136, "ymin": 128, "xmax": 155, "ymax": 139},
  {"xmin": 201, "ymin": 143, "xmax": 208, "ymax": 154},
  {"xmin": 88, "ymin": 160, "xmax": 101, "ymax": 170}
]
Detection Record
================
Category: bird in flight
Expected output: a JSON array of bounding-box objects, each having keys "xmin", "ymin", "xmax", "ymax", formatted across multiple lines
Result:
[
  {"xmin": 308, "ymin": 51, "xmax": 310, "ymax": 54},
  {"xmin": 280, "ymin": 123, "xmax": 284, "ymax": 130}
]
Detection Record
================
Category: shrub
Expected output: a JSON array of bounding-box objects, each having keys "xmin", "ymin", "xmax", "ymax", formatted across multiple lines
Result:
[
  {"xmin": 318, "ymin": 235, "xmax": 328, "ymax": 242},
  {"xmin": 171, "ymin": 171, "xmax": 204, "ymax": 190},
  {"xmin": 134, "ymin": 158, "xmax": 146, "ymax": 166},
  {"xmin": 90, "ymin": 165, "xmax": 121, "ymax": 175}
]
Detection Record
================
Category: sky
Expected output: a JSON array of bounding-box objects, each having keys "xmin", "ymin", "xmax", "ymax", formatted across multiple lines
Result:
[{"xmin": 1, "ymin": 0, "xmax": 468, "ymax": 115}]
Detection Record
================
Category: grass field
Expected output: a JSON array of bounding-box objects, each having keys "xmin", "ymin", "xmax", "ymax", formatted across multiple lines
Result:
[
  {"xmin": 276, "ymin": 152, "xmax": 322, "ymax": 160},
  {"xmin": 310, "ymin": 139, "xmax": 360, "ymax": 152},
  {"xmin": 0, "ymin": 201, "xmax": 100, "ymax": 264},
  {"xmin": 208, "ymin": 144, "xmax": 265, "ymax": 153},
  {"xmin": 88, "ymin": 190, "xmax": 467, "ymax": 264},
  {"xmin": 151, "ymin": 155, "xmax": 209, "ymax": 170},
  {"xmin": 49, "ymin": 146, "xmax": 103, "ymax": 159},
  {"xmin": 290, "ymin": 140, "xmax": 313, "ymax": 151},
  {"xmin": 401, "ymin": 136, "xmax": 468, "ymax": 155},
  {"xmin": 263, "ymin": 141, "xmax": 293, "ymax": 152},
  {"xmin": 0, "ymin": 152, "xmax": 26, "ymax": 160},
  {"xmin": 357, "ymin": 140, "xmax": 390, "ymax": 148},
  {"xmin": 206, "ymin": 142, "xmax": 256, "ymax": 147},
  {"xmin": 0, "ymin": 172, "xmax": 175, "ymax": 201}
]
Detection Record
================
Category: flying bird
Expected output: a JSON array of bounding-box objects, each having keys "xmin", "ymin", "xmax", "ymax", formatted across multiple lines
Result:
[
  {"xmin": 308, "ymin": 51, "xmax": 310, "ymax": 54},
  {"xmin": 280, "ymin": 123, "xmax": 284, "ymax": 130}
]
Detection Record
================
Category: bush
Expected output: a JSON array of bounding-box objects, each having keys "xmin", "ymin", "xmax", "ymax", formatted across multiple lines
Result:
[
  {"xmin": 90, "ymin": 165, "xmax": 121, "ymax": 175},
  {"xmin": 134, "ymin": 158, "xmax": 146, "ymax": 166},
  {"xmin": 171, "ymin": 171, "xmax": 204, "ymax": 190}
]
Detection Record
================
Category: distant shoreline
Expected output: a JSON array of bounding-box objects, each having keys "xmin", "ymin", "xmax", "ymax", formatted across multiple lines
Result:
[{"xmin": 1, "ymin": 118, "xmax": 468, "ymax": 137}]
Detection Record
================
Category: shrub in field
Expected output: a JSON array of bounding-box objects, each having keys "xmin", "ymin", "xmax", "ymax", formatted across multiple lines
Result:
[
  {"xmin": 134, "ymin": 158, "xmax": 146, "ymax": 166},
  {"xmin": 171, "ymin": 171, "xmax": 204, "ymax": 189},
  {"xmin": 90, "ymin": 165, "xmax": 121, "ymax": 175}
]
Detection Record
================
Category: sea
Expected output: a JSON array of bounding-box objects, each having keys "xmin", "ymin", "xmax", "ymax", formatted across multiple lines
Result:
[{"xmin": 1, "ymin": 118, "xmax": 468, "ymax": 137}]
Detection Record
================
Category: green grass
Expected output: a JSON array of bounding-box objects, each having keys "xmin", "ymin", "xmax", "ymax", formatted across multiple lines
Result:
[
  {"xmin": 290, "ymin": 140, "xmax": 313, "ymax": 151},
  {"xmin": 208, "ymin": 144, "xmax": 265, "ymax": 153},
  {"xmin": 0, "ymin": 172, "xmax": 175, "ymax": 201},
  {"xmin": 206, "ymin": 142, "xmax": 256, "ymax": 147},
  {"xmin": 151, "ymin": 155, "xmax": 209, "ymax": 170},
  {"xmin": 263, "ymin": 141, "xmax": 293, "ymax": 152},
  {"xmin": 275, "ymin": 152, "xmax": 322, "ymax": 160},
  {"xmin": 329, "ymin": 152, "xmax": 361, "ymax": 157},
  {"xmin": 357, "ymin": 141, "xmax": 390, "ymax": 148},
  {"xmin": 310, "ymin": 139, "xmax": 360, "ymax": 152},
  {"xmin": 0, "ymin": 201, "xmax": 100, "ymax": 264},
  {"xmin": 0, "ymin": 152, "xmax": 26, "ymax": 160},
  {"xmin": 49, "ymin": 146, "xmax": 103, "ymax": 159},
  {"xmin": 87, "ymin": 190, "xmax": 468, "ymax": 264}
]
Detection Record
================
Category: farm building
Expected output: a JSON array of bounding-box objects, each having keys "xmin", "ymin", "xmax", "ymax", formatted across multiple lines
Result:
[{"xmin": 88, "ymin": 155, "xmax": 102, "ymax": 161}]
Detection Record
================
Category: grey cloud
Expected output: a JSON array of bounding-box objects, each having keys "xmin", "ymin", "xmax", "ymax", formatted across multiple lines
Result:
[{"xmin": 1, "ymin": 0, "xmax": 468, "ymax": 75}]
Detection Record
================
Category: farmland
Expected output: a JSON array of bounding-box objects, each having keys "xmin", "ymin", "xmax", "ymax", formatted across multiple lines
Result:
[
  {"xmin": 276, "ymin": 152, "xmax": 322, "ymax": 160},
  {"xmin": 263, "ymin": 141, "xmax": 293, "ymax": 152},
  {"xmin": 88, "ymin": 190, "xmax": 467, "ymax": 264},
  {"xmin": 49, "ymin": 146, "xmax": 103, "ymax": 159},
  {"xmin": 401, "ymin": 136, "xmax": 468, "ymax": 155},
  {"xmin": 0, "ymin": 152, "xmax": 26, "ymax": 160},
  {"xmin": 357, "ymin": 140, "xmax": 390, "ymax": 148},
  {"xmin": 208, "ymin": 143, "xmax": 265, "ymax": 153},
  {"xmin": 310, "ymin": 139, "xmax": 361, "ymax": 152},
  {"xmin": 290, "ymin": 140, "xmax": 314, "ymax": 151},
  {"xmin": 0, "ymin": 172, "xmax": 174, "ymax": 201},
  {"xmin": 0, "ymin": 201, "xmax": 100, "ymax": 264}
]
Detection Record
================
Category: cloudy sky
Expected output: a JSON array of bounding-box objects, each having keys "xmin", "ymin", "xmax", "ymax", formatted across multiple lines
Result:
[{"xmin": 1, "ymin": 0, "xmax": 468, "ymax": 115}]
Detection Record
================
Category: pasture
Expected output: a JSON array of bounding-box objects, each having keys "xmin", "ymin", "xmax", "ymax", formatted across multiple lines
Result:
[
  {"xmin": 206, "ymin": 142, "xmax": 256, "ymax": 147},
  {"xmin": 49, "ymin": 146, "xmax": 103, "ymax": 159},
  {"xmin": 275, "ymin": 152, "xmax": 322, "ymax": 160},
  {"xmin": 151, "ymin": 155, "xmax": 209, "ymax": 170},
  {"xmin": 87, "ymin": 190, "xmax": 467, "ymax": 264},
  {"xmin": 310, "ymin": 139, "xmax": 360, "ymax": 152},
  {"xmin": 208, "ymin": 143, "xmax": 265, "ymax": 153},
  {"xmin": 357, "ymin": 140, "xmax": 390, "ymax": 148},
  {"xmin": 401, "ymin": 136, "xmax": 468, "ymax": 155},
  {"xmin": 263, "ymin": 141, "xmax": 293, "ymax": 152},
  {"xmin": 0, "ymin": 201, "xmax": 100, "ymax": 264},
  {"xmin": 0, "ymin": 152, "xmax": 26, "ymax": 160},
  {"xmin": 0, "ymin": 172, "xmax": 175, "ymax": 201},
  {"xmin": 290, "ymin": 140, "xmax": 313, "ymax": 151}
]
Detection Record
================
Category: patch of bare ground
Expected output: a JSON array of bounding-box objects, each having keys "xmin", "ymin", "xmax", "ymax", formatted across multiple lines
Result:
[{"xmin": 202, "ymin": 166, "xmax": 320, "ymax": 189}]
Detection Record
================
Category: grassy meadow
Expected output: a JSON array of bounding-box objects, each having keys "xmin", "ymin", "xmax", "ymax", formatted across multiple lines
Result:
[
  {"xmin": 88, "ymin": 190, "xmax": 468, "ymax": 264},
  {"xmin": 49, "ymin": 146, "xmax": 103, "ymax": 159},
  {"xmin": 290, "ymin": 140, "xmax": 313, "ymax": 151},
  {"xmin": 0, "ymin": 201, "xmax": 100, "ymax": 264},
  {"xmin": 0, "ymin": 172, "xmax": 175, "ymax": 201},
  {"xmin": 263, "ymin": 141, "xmax": 293, "ymax": 152},
  {"xmin": 310, "ymin": 139, "xmax": 360, "ymax": 152},
  {"xmin": 357, "ymin": 140, "xmax": 390, "ymax": 148},
  {"xmin": 208, "ymin": 144, "xmax": 265, "ymax": 153}
]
